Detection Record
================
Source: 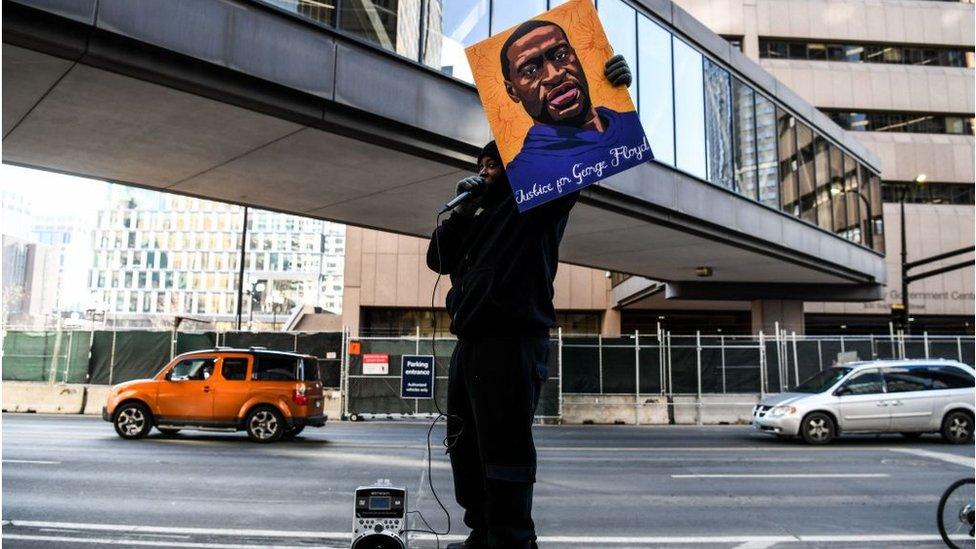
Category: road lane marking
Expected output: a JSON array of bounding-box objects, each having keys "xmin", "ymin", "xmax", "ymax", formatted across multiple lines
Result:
[
  {"xmin": 3, "ymin": 521, "xmax": 946, "ymax": 545},
  {"xmin": 889, "ymin": 448, "xmax": 975, "ymax": 469},
  {"xmin": 671, "ymin": 473, "xmax": 889, "ymax": 479},
  {"xmin": 1, "ymin": 534, "xmax": 322, "ymax": 548},
  {"xmin": 1, "ymin": 459, "xmax": 61, "ymax": 464},
  {"xmin": 4, "ymin": 521, "xmax": 348, "ymax": 540}
]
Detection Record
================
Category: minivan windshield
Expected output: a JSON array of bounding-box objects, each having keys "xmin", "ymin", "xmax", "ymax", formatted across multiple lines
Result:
[{"xmin": 794, "ymin": 367, "xmax": 853, "ymax": 393}]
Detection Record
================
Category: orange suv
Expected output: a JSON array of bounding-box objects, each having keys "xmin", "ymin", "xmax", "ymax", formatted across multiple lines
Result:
[{"xmin": 103, "ymin": 348, "xmax": 327, "ymax": 442}]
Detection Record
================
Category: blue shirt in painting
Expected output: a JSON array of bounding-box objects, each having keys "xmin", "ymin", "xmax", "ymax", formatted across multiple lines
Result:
[{"xmin": 505, "ymin": 106, "xmax": 652, "ymax": 212}]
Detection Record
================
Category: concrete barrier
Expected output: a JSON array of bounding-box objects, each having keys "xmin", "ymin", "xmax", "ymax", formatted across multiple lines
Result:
[
  {"xmin": 83, "ymin": 385, "xmax": 112, "ymax": 415},
  {"xmin": 323, "ymin": 389, "xmax": 342, "ymax": 421},
  {"xmin": 2, "ymin": 382, "xmax": 86, "ymax": 414},
  {"xmin": 561, "ymin": 394, "xmax": 669, "ymax": 425},
  {"xmin": 673, "ymin": 394, "xmax": 760, "ymax": 425}
]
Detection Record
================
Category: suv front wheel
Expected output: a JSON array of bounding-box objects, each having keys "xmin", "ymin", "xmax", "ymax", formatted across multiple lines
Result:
[
  {"xmin": 246, "ymin": 406, "xmax": 285, "ymax": 443},
  {"xmin": 114, "ymin": 402, "xmax": 152, "ymax": 440}
]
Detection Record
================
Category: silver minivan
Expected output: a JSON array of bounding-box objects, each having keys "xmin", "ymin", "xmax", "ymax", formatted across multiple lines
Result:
[{"xmin": 753, "ymin": 359, "xmax": 975, "ymax": 444}]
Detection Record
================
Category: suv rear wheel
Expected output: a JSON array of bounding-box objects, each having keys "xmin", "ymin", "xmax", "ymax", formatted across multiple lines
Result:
[
  {"xmin": 941, "ymin": 411, "xmax": 974, "ymax": 444},
  {"xmin": 801, "ymin": 412, "xmax": 835, "ymax": 445},
  {"xmin": 246, "ymin": 406, "xmax": 285, "ymax": 443},
  {"xmin": 114, "ymin": 402, "xmax": 152, "ymax": 440}
]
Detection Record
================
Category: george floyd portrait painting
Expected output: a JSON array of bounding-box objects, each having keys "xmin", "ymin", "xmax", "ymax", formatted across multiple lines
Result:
[{"xmin": 466, "ymin": 0, "xmax": 652, "ymax": 212}]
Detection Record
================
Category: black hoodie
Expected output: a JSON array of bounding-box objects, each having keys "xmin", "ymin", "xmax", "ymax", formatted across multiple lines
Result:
[{"xmin": 426, "ymin": 174, "xmax": 579, "ymax": 338}]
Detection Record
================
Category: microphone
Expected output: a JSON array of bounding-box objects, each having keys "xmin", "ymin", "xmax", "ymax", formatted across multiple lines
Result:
[{"xmin": 439, "ymin": 190, "xmax": 474, "ymax": 214}]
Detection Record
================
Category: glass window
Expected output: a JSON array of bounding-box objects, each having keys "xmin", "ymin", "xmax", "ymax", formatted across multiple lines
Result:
[
  {"xmin": 839, "ymin": 369, "xmax": 884, "ymax": 395},
  {"xmin": 869, "ymin": 173, "xmax": 884, "ymax": 253},
  {"xmin": 776, "ymin": 108, "xmax": 798, "ymax": 215},
  {"xmin": 599, "ymin": 0, "xmax": 638, "ymax": 105},
  {"xmin": 252, "ymin": 355, "xmax": 300, "ymax": 381},
  {"xmin": 814, "ymin": 136, "xmax": 832, "ymax": 231},
  {"xmin": 758, "ymin": 38, "xmax": 970, "ymax": 68},
  {"xmin": 829, "ymin": 145, "xmax": 846, "ymax": 236},
  {"xmin": 339, "ymin": 0, "xmax": 422, "ymax": 60},
  {"xmin": 704, "ymin": 59, "xmax": 734, "ymax": 190},
  {"xmin": 673, "ymin": 38, "xmax": 706, "ymax": 180},
  {"xmin": 637, "ymin": 15, "xmax": 674, "ymax": 166},
  {"xmin": 732, "ymin": 78, "xmax": 757, "ymax": 200},
  {"xmin": 883, "ymin": 368, "xmax": 929, "ymax": 393},
  {"xmin": 926, "ymin": 366, "xmax": 975, "ymax": 389},
  {"xmin": 169, "ymin": 358, "xmax": 216, "ymax": 381},
  {"xmin": 795, "ymin": 123, "xmax": 816, "ymax": 223},
  {"xmin": 221, "ymin": 358, "xmax": 249, "ymax": 381},
  {"xmin": 421, "ymin": 0, "xmax": 489, "ymax": 83},
  {"xmin": 754, "ymin": 93, "xmax": 778, "ymax": 209},
  {"xmin": 490, "ymin": 0, "xmax": 546, "ymax": 34},
  {"xmin": 844, "ymin": 153, "xmax": 861, "ymax": 244}
]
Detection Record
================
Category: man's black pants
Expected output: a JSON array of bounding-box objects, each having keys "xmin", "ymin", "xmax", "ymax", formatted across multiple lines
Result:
[{"xmin": 447, "ymin": 335, "xmax": 549, "ymax": 548}]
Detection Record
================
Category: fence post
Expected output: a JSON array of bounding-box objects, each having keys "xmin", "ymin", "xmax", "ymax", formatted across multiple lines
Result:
[
  {"xmin": 63, "ymin": 330, "xmax": 74, "ymax": 384},
  {"xmin": 598, "ymin": 334, "xmax": 603, "ymax": 394},
  {"xmin": 923, "ymin": 331, "xmax": 930, "ymax": 359},
  {"xmin": 558, "ymin": 327, "xmax": 564, "ymax": 422},
  {"xmin": 720, "ymin": 334, "xmax": 726, "ymax": 394},
  {"xmin": 48, "ymin": 320, "xmax": 63, "ymax": 384},
  {"xmin": 109, "ymin": 328, "xmax": 117, "ymax": 386},
  {"xmin": 869, "ymin": 334, "xmax": 876, "ymax": 360},
  {"xmin": 666, "ymin": 331, "xmax": 673, "ymax": 396},
  {"xmin": 695, "ymin": 331, "xmax": 702, "ymax": 426},
  {"xmin": 840, "ymin": 335, "xmax": 845, "ymax": 354},
  {"xmin": 817, "ymin": 339, "xmax": 823, "ymax": 370},
  {"xmin": 958, "ymin": 337, "xmax": 963, "ymax": 362},
  {"xmin": 294, "ymin": 333, "xmax": 298, "ymax": 353},
  {"xmin": 341, "ymin": 326, "xmax": 350, "ymax": 419},
  {"xmin": 773, "ymin": 321, "xmax": 783, "ymax": 391},
  {"xmin": 791, "ymin": 332, "xmax": 799, "ymax": 391},
  {"xmin": 758, "ymin": 331, "xmax": 766, "ymax": 398},
  {"xmin": 634, "ymin": 330, "xmax": 640, "ymax": 426},
  {"xmin": 657, "ymin": 323, "xmax": 664, "ymax": 395},
  {"xmin": 414, "ymin": 326, "xmax": 420, "ymax": 414},
  {"xmin": 888, "ymin": 322, "xmax": 896, "ymax": 358}
]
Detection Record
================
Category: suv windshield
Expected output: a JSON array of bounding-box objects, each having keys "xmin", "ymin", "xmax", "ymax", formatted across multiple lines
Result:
[{"xmin": 794, "ymin": 367, "xmax": 853, "ymax": 393}]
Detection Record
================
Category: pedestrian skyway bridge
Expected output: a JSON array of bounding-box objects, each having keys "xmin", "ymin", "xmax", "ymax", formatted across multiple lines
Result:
[{"xmin": 3, "ymin": 0, "xmax": 885, "ymax": 302}]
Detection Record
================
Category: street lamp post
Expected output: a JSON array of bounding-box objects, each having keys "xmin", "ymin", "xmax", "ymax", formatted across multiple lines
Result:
[
  {"xmin": 247, "ymin": 281, "xmax": 265, "ymax": 331},
  {"xmin": 898, "ymin": 174, "xmax": 927, "ymax": 333}
]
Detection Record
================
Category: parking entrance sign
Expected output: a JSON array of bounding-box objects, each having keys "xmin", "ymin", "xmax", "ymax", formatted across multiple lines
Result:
[{"xmin": 400, "ymin": 355, "xmax": 435, "ymax": 399}]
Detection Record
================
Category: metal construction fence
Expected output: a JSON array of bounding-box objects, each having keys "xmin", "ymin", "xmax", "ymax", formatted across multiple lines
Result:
[
  {"xmin": 3, "ymin": 326, "xmax": 973, "ymax": 420},
  {"xmin": 1, "ymin": 329, "xmax": 342, "ymax": 387}
]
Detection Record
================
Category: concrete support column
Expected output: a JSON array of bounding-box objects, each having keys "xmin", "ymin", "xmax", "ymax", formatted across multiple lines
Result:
[
  {"xmin": 751, "ymin": 300, "xmax": 805, "ymax": 335},
  {"xmin": 601, "ymin": 308, "xmax": 621, "ymax": 337}
]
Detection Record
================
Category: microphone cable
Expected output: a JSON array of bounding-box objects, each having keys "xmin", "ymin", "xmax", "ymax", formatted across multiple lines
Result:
[{"xmin": 401, "ymin": 209, "xmax": 466, "ymax": 549}]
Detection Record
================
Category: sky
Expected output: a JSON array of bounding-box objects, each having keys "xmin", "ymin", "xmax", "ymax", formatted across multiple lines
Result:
[{"xmin": 0, "ymin": 164, "xmax": 111, "ymax": 215}]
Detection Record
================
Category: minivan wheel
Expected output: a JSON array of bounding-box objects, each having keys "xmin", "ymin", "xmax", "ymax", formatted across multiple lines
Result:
[
  {"xmin": 246, "ymin": 406, "xmax": 285, "ymax": 443},
  {"xmin": 801, "ymin": 412, "xmax": 835, "ymax": 445},
  {"xmin": 940, "ymin": 411, "xmax": 974, "ymax": 445},
  {"xmin": 113, "ymin": 402, "xmax": 152, "ymax": 440}
]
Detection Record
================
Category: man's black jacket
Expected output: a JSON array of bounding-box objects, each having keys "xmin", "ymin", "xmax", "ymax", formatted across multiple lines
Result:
[{"xmin": 426, "ymin": 184, "xmax": 579, "ymax": 338}]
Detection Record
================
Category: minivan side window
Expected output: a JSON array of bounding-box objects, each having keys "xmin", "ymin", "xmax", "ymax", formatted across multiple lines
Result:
[
  {"xmin": 221, "ymin": 358, "xmax": 249, "ymax": 381},
  {"xmin": 839, "ymin": 369, "xmax": 884, "ymax": 395},
  {"xmin": 882, "ymin": 368, "xmax": 929, "ymax": 393},
  {"xmin": 252, "ymin": 356, "xmax": 299, "ymax": 381},
  {"xmin": 916, "ymin": 366, "xmax": 976, "ymax": 390}
]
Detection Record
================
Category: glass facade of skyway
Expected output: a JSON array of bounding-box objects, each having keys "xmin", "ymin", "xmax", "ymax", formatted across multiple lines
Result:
[{"xmin": 257, "ymin": 0, "xmax": 885, "ymax": 254}]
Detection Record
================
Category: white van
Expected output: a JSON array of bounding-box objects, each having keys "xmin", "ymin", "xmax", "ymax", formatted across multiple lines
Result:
[{"xmin": 753, "ymin": 359, "xmax": 975, "ymax": 444}]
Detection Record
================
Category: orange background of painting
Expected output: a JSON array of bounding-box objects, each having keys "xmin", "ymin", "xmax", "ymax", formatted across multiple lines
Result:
[{"xmin": 465, "ymin": 0, "xmax": 637, "ymax": 166}]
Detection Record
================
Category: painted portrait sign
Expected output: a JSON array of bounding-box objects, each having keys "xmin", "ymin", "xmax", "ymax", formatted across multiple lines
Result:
[{"xmin": 465, "ymin": 0, "xmax": 651, "ymax": 212}]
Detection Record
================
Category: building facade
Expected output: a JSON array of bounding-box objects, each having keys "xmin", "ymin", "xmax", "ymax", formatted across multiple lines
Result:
[
  {"xmin": 87, "ymin": 186, "xmax": 345, "ymax": 329},
  {"xmin": 649, "ymin": 0, "xmax": 975, "ymax": 334}
]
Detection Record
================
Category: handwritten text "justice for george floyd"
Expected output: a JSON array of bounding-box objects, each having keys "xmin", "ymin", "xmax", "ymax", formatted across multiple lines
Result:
[{"xmin": 513, "ymin": 139, "xmax": 650, "ymax": 206}]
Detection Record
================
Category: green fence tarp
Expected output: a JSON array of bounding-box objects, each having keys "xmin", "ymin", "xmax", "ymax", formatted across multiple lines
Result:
[{"xmin": 2, "ymin": 331, "xmax": 58, "ymax": 381}]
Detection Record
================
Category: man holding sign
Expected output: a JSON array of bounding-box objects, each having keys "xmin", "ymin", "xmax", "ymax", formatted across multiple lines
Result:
[{"xmin": 426, "ymin": 3, "xmax": 640, "ymax": 547}]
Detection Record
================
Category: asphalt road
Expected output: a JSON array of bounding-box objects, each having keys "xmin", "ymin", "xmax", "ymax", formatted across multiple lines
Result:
[{"xmin": 2, "ymin": 413, "xmax": 974, "ymax": 548}]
